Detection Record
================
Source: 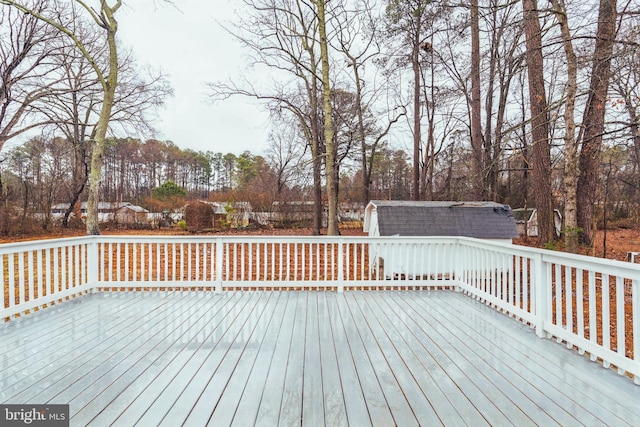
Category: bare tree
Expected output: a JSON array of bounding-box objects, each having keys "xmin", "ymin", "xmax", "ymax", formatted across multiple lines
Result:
[
  {"xmin": 332, "ymin": 0, "xmax": 404, "ymax": 204},
  {"xmin": 2, "ymin": 0, "xmax": 123, "ymax": 235},
  {"xmin": 609, "ymin": 9, "xmax": 640, "ymax": 218},
  {"xmin": 42, "ymin": 42, "xmax": 171, "ymax": 226},
  {"xmin": 313, "ymin": 0, "xmax": 340, "ymax": 234},
  {"xmin": 482, "ymin": 0, "xmax": 525, "ymax": 202},
  {"xmin": 266, "ymin": 118, "xmax": 310, "ymax": 197},
  {"xmin": 0, "ymin": 2, "xmax": 69, "ymax": 149},
  {"xmin": 385, "ymin": 0, "xmax": 434, "ymax": 201},
  {"xmin": 211, "ymin": 0, "xmax": 327, "ymax": 234}
]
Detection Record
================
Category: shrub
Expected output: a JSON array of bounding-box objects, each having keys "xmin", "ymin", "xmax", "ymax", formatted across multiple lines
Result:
[{"xmin": 184, "ymin": 202, "xmax": 214, "ymax": 232}]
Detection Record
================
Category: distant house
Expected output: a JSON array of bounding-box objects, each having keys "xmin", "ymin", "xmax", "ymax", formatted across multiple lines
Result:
[
  {"xmin": 512, "ymin": 208, "xmax": 562, "ymax": 237},
  {"xmin": 114, "ymin": 204, "xmax": 149, "ymax": 225},
  {"xmin": 339, "ymin": 202, "xmax": 365, "ymax": 222},
  {"xmin": 195, "ymin": 201, "xmax": 253, "ymax": 228},
  {"xmin": 269, "ymin": 201, "xmax": 363, "ymax": 227},
  {"xmin": 51, "ymin": 202, "xmax": 149, "ymax": 224},
  {"xmin": 271, "ymin": 201, "xmax": 323, "ymax": 227},
  {"xmin": 363, "ymin": 201, "xmax": 519, "ymax": 278}
]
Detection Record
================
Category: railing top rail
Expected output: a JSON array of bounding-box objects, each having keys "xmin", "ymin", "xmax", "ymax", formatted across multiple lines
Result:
[
  {"xmin": 95, "ymin": 234, "xmax": 464, "ymax": 243},
  {"xmin": 0, "ymin": 235, "xmax": 95, "ymax": 252},
  {"xmin": 455, "ymin": 236, "xmax": 640, "ymax": 274}
]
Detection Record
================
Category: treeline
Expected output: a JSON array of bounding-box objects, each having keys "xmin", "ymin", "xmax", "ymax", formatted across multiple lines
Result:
[
  {"xmin": 0, "ymin": 136, "xmax": 413, "ymax": 231},
  {"xmin": 2, "ymin": 134, "xmax": 637, "ymax": 236}
]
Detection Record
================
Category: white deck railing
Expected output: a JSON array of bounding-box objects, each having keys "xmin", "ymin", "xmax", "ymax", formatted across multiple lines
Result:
[
  {"xmin": 0, "ymin": 236, "xmax": 95, "ymax": 319},
  {"xmin": 1, "ymin": 235, "xmax": 638, "ymax": 385}
]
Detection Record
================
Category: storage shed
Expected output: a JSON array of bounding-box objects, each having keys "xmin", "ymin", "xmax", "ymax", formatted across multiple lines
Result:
[
  {"xmin": 114, "ymin": 204, "xmax": 149, "ymax": 225},
  {"xmin": 363, "ymin": 201, "xmax": 519, "ymax": 279},
  {"xmin": 364, "ymin": 201, "xmax": 519, "ymax": 242}
]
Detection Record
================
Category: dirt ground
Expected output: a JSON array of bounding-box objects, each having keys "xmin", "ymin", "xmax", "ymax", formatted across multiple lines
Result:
[
  {"xmin": 2, "ymin": 224, "xmax": 640, "ymax": 262},
  {"xmin": 514, "ymin": 227, "xmax": 640, "ymax": 262}
]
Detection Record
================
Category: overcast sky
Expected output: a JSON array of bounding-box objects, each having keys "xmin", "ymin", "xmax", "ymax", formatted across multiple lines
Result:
[{"xmin": 118, "ymin": 0, "xmax": 270, "ymax": 156}]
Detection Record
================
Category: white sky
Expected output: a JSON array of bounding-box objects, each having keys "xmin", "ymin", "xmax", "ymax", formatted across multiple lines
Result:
[{"xmin": 118, "ymin": 0, "xmax": 271, "ymax": 156}]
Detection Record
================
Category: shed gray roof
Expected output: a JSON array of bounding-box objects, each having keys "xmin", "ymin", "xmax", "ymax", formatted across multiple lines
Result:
[{"xmin": 369, "ymin": 201, "xmax": 519, "ymax": 239}]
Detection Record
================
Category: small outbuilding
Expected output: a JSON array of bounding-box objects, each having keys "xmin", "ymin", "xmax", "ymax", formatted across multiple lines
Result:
[
  {"xmin": 363, "ymin": 201, "xmax": 519, "ymax": 279},
  {"xmin": 364, "ymin": 200, "xmax": 519, "ymax": 242},
  {"xmin": 114, "ymin": 204, "xmax": 149, "ymax": 225},
  {"xmin": 511, "ymin": 208, "xmax": 562, "ymax": 237}
]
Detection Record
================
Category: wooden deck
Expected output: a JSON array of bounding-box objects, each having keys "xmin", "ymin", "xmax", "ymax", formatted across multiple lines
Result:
[{"xmin": 1, "ymin": 290, "xmax": 638, "ymax": 426}]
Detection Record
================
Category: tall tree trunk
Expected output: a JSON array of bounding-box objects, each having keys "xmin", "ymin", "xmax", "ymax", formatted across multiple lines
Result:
[
  {"xmin": 412, "ymin": 29, "xmax": 422, "ymax": 201},
  {"xmin": 522, "ymin": 0, "xmax": 554, "ymax": 245},
  {"xmin": 316, "ymin": 0, "xmax": 339, "ymax": 235},
  {"xmin": 576, "ymin": 0, "xmax": 617, "ymax": 247},
  {"xmin": 352, "ymin": 59, "xmax": 369, "ymax": 204},
  {"xmin": 420, "ymin": 48, "xmax": 436, "ymax": 201},
  {"xmin": 299, "ymin": 31, "xmax": 323, "ymax": 236},
  {"xmin": 86, "ymin": 10, "xmax": 119, "ymax": 235},
  {"xmin": 551, "ymin": 0, "xmax": 579, "ymax": 252},
  {"xmin": 310, "ymin": 82, "xmax": 323, "ymax": 235},
  {"xmin": 312, "ymin": 141, "xmax": 323, "ymax": 235},
  {"xmin": 470, "ymin": 0, "xmax": 484, "ymax": 200}
]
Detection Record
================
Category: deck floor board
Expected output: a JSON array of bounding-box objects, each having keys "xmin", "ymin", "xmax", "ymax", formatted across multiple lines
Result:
[
  {"xmin": 424, "ymin": 292, "xmax": 640, "ymax": 423},
  {"xmin": 391, "ymin": 292, "xmax": 566, "ymax": 426},
  {"xmin": 78, "ymin": 292, "xmax": 239, "ymax": 426},
  {"xmin": 1, "ymin": 290, "xmax": 639, "ymax": 427},
  {"xmin": 420, "ymin": 292, "xmax": 621, "ymax": 425},
  {"xmin": 358, "ymin": 292, "xmax": 479, "ymax": 426}
]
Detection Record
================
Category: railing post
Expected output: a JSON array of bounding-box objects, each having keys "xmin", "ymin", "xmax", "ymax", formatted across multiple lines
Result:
[
  {"xmin": 533, "ymin": 252, "xmax": 550, "ymax": 338},
  {"xmin": 454, "ymin": 240, "xmax": 464, "ymax": 291},
  {"xmin": 215, "ymin": 238, "xmax": 224, "ymax": 293},
  {"xmin": 88, "ymin": 237, "xmax": 99, "ymax": 290},
  {"xmin": 633, "ymin": 278, "xmax": 640, "ymax": 385},
  {"xmin": 338, "ymin": 239, "xmax": 344, "ymax": 293}
]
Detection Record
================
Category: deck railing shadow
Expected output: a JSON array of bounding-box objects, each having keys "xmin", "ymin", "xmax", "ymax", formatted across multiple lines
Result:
[{"xmin": 1, "ymin": 235, "xmax": 638, "ymax": 385}]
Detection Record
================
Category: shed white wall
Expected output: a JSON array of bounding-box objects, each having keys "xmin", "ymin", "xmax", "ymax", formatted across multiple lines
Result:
[{"xmin": 369, "ymin": 238, "xmax": 512, "ymax": 279}]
